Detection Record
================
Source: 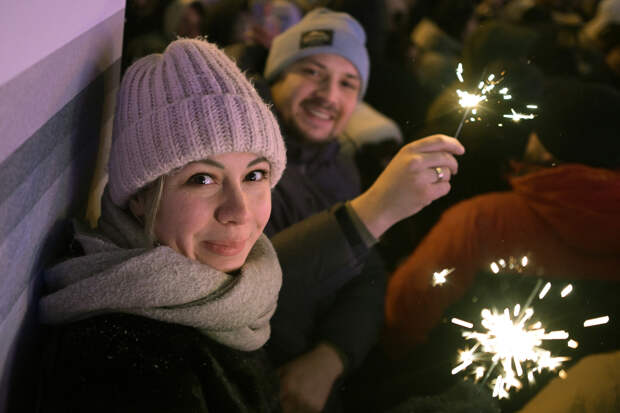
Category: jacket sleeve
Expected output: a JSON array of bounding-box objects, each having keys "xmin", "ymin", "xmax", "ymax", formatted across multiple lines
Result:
[
  {"xmin": 271, "ymin": 202, "xmax": 372, "ymax": 299},
  {"xmin": 313, "ymin": 248, "xmax": 387, "ymax": 373},
  {"xmin": 267, "ymin": 203, "xmax": 373, "ymax": 366}
]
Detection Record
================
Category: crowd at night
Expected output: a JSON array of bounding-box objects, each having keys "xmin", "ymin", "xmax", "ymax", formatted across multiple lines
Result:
[{"xmin": 2, "ymin": 1, "xmax": 619, "ymax": 412}]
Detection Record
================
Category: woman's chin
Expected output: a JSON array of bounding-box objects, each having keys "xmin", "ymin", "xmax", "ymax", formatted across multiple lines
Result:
[{"xmin": 196, "ymin": 252, "xmax": 248, "ymax": 274}]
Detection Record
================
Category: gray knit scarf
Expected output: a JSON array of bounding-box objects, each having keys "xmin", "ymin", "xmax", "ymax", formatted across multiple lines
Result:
[{"xmin": 39, "ymin": 190, "xmax": 282, "ymax": 351}]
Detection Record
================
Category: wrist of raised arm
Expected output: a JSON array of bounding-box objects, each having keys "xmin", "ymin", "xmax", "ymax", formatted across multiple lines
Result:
[{"xmin": 349, "ymin": 191, "xmax": 392, "ymax": 240}]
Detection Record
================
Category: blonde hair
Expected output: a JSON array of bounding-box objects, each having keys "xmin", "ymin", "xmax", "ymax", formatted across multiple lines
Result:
[{"xmin": 132, "ymin": 176, "xmax": 166, "ymax": 246}]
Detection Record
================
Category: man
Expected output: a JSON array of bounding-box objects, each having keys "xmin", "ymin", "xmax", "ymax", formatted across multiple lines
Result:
[
  {"xmin": 259, "ymin": 8, "xmax": 463, "ymax": 413},
  {"xmin": 384, "ymin": 78, "xmax": 620, "ymax": 358}
]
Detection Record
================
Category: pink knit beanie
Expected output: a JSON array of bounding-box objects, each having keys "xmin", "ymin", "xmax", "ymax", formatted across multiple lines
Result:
[{"xmin": 108, "ymin": 38, "xmax": 286, "ymax": 207}]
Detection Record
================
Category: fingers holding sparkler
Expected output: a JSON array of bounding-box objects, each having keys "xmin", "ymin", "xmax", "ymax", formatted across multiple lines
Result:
[{"xmin": 350, "ymin": 135, "xmax": 464, "ymax": 238}]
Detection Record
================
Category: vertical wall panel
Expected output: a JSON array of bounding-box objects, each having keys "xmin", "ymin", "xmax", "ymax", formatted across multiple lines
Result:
[{"xmin": 0, "ymin": 1, "xmax": 125, "ymax": 411}]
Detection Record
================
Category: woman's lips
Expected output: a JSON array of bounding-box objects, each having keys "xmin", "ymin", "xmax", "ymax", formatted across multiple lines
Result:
[{"xmin": 202, "ymin": 239, "xmax": 247, "ymax": 256}]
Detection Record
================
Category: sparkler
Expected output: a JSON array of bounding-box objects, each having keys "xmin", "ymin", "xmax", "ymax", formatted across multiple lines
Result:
[
  {"xmin": 449, "ymin": 273, "xmax": 587, "ymax": 399},
  {"xmin": 452, "ymin": 64, "xmax": 538, "ymax": 139}
]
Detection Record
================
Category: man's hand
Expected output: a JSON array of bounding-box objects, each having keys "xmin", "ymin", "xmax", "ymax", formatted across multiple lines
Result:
[
  {"xmin": 278, "ymin": 343, "xmax": 345, "ymax": 413},
  {"xmin": 350, "ymin": 134, "xmax": 465, "ymax": 238}
]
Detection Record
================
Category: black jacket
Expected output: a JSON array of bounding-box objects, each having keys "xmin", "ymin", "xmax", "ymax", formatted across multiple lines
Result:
[
  {"xmin": 38, "ymin": 313, "xmax": 281, "ymax": 413},
  {"xmin": 265, "ymin": 128, "xmax": 387, "ymax": 375}
]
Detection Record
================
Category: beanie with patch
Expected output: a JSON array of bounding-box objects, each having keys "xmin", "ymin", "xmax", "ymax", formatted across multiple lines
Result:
[
  {"xmin": 264, "ymin": 8, "xmax": 370, "ymax": 98},
  {"xmin": 108, "ymin": 38, "xmax": 287, "ymax": 207}
]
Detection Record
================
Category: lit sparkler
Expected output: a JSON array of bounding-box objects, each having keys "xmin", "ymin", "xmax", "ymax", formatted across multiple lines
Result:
[
  {"xmin": 453, "ymin": 65, "xmax": 507, "ymax": 139},
  {"xmin": 452, "ymin": 63, "xmax": 539, "ymax": 136},
  {"xmin": 451, "ymin": 278, "xmax": 575, "ymax": 399},
  {"xmin": 432, "ymin": 268, "xmax": 455, "ymax": 286}
]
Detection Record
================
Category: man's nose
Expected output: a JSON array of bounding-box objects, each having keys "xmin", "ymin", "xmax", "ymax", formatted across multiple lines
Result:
[{"xmin": 314, "ymin": 76, "xmax": 339, "ymax": 104}]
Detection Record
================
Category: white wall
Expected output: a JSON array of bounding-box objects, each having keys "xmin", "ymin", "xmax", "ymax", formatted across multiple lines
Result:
[{"xmin": 0, "ymin": 1, "xmax": 125, "ymax": 410}]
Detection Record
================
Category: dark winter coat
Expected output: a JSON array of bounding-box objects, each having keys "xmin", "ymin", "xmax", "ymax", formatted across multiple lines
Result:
[
  {"xmin": 38, "ymin": 313, "xmax": 281, "ymax": 413},
  {"xmin": 265, "ymin": 130, "xmax": 387, "ymax": 375}
]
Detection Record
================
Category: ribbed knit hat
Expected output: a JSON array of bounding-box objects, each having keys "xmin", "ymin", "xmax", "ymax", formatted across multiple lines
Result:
[
  {"xmin": 264, "ymin": 8, "xmax": 370, "ymax": 98},
  {"xmin": 108, "ymin": 38, "xmax": 286, "ymax": 207}
]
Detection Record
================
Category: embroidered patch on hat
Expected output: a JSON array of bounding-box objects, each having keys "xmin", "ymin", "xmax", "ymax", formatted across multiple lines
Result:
[{"xmin": 300, "ymin": 29, "xmax": 333, "ymax": 48}]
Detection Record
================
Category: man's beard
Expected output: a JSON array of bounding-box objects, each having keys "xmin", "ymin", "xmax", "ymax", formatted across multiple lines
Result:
[{"xmin": 279, "ymin": 114, "xmax": 337, "ymax": 146}]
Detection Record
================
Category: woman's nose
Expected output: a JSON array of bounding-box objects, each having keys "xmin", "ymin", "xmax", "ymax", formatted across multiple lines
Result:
[{"xmin": 214, "ymin": 183, "xmax": 251, "ymax": 225}]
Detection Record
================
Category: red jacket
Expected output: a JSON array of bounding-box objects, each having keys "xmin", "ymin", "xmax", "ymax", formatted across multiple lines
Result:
[{"xmin": 384, "ymin": 164, "xmax": 620, "ymax": 356}]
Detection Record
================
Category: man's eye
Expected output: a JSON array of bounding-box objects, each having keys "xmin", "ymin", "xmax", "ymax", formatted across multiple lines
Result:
[
  {"xmin": 187, "ymin": 174, "xmax": 214, "ymax": 185},
  {"xmin": 341, "ymin": 80, "xmax": 359, "ymax": 90},
  {"xmin": 301, "ymin": 67, "xmax": 320, "ymax": 77},
  {"xmin": 246, "ymin": 169, "xmax": 268, "ymax": 182}
]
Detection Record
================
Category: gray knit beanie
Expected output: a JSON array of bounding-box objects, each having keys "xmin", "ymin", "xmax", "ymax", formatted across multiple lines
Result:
[
  {"xmin": 108, "ymin": 38, "xmax": 286, "ymax": 207},
  {"xmin": 264, "ymin": 8, "xmax": 370, "ymax": 98}
]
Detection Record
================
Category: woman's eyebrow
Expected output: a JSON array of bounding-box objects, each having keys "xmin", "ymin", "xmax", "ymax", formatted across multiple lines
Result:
[
  {"xmin": 247, "ymin": 157, "xmax": 269, "ymax": 167},
  {"xmin": 197, "ymin": 159, "xmax": 225, "ymax": 169}
]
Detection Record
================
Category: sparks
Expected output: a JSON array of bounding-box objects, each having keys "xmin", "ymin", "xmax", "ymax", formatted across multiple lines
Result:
[
  {"xmin": 538, "ymin": 282, "xmax": 551, "ymax": 299},
  {"xmin": 521, "ymin": 256, "xmax": 529, "ymax": 267},
  {"xmin": 452, "ymin": 318, "xmax": 474, "ymax": 329},
  {"xmin": 452, "ymin": 64, "xmax": 509, "ymax": 139},
  {"xmin": 457, "ymin": 89, "xmax": 487, "ymax": 108},
  {"xmin": 490, "ymin": 262, "xmax": 500, "ymax": 274},
  {"xmin": 432, "ymin": 268, "xmax": 455, "ymax": 286},
  {"xmin": 452, "ymin": 305, "xmax": 571, "ymax": 399},
  {"xmin": 526, "ymin": 104, "xmax": 538, "ymax": 109},
  {"xmin": 503, "ymin": 108, "xmax": 535, "ymax": 122},
  {"xmin": 456, "ymin": 63, "xmax": 464, "ymax": 83},
  {"xmin": 584, "ymin": 316, "xmax": 609, "ymax": 327},
  {"xmin": 560, "ymin": 284, "xmax": 573, "ymax": 298}
]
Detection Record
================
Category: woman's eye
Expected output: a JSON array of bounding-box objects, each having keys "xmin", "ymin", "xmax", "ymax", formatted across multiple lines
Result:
[
  {"xmin": 187, "ymin": 173, "xmax": 214, "ymax": 185},
  {"xmin": 246, "ymin": 169, "xmax": 268, "ymax": 182}
]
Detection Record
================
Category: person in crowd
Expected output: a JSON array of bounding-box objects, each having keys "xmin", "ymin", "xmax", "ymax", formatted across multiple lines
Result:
[
  {"xmin": 38, "ymin": 37, "xmax": 287, "ymax": 412},
  {"xmin": 260, "ymin": 8, "xmax": 463, "ymax": 413},
  {"xmin": 384, "ymin": 78, "xmax": 620, "ymax": 357},
  {"xmin": 124, "ymin": 0, "xmax": 209, "ymax": 69},
  {"xmin": 38, "ymin": 36, "xmax": 463, "ymax": 412},
  {"xmin": 408, "ymin": 0, "xmax": 478, "ymax": 101}
]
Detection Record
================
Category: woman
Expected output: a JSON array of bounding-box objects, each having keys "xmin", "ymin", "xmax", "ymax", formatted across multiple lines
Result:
[{"xmin": 39, "ymin": 38, "xmax": 287, "ymax": 412}]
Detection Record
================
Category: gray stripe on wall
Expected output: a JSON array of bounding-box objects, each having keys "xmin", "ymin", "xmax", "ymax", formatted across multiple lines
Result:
[
  {"xmin": 0, "ymin": 60, "xmax": 120, "ymax": 239},
  {"xmin": 0, "ymin": 8, "xmax": 124, "ymax": 165},
  {"xmin": 0, "ymin": 61, "xmax": 118, "ymax": 322}
]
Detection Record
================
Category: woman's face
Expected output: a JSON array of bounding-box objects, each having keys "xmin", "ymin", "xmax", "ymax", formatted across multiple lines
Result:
[{"xmin": 154, "ymin": 152, "xmax": 272, "ymax": 273}]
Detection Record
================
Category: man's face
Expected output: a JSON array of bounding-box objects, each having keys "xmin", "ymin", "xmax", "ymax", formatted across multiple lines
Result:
[{"xmin": 270, "ymin": 53, "xmax": 361, "ymax": 143}]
